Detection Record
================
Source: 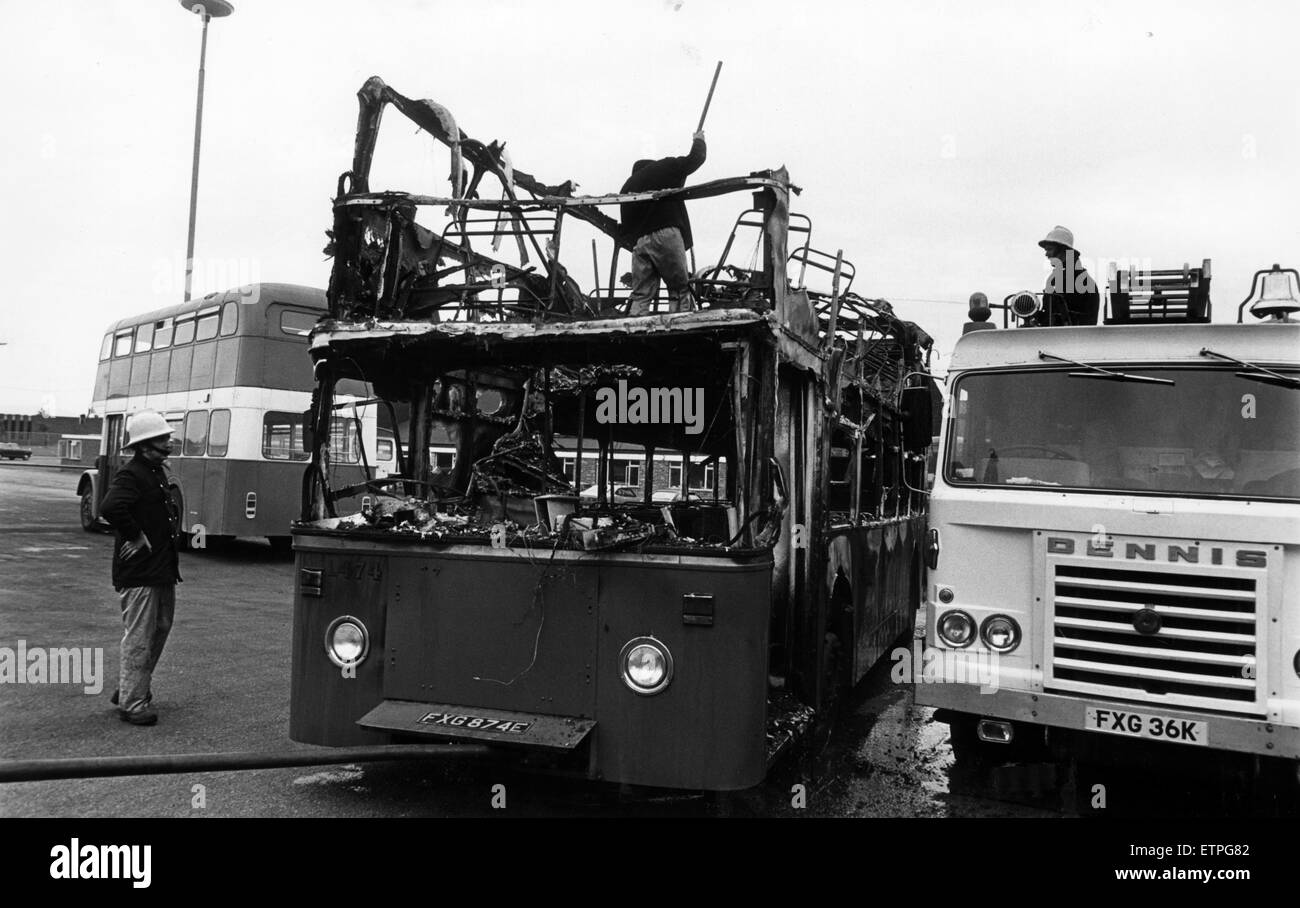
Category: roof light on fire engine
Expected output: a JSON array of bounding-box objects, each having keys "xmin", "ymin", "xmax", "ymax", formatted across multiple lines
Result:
[
  {"xmin": 980, "ymin": 615, "xmax": 1022, "ymax": 653},
  {"xmin": 937, "ymin": 611, "xmax": 975, "ymax": 649},
  {"xmin": 620, "ymin": 636, "xmax": 674, "ymax": 695},
  {"xmin": 325, "ymin": 615, "xmax": 369, "ymax": 668}
]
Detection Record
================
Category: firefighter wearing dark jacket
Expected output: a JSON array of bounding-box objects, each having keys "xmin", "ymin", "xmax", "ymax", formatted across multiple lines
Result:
[
  {"xmin": 1031, "ymin": 225, "xmax": 1100, "ymax": 326},
  {"xmin": 100, "ymin": 411, "xmax": 182, "ymax": 725},
  {"xmin": 620, "ymin": 131, "xmax": 707, "ymax": 315}
]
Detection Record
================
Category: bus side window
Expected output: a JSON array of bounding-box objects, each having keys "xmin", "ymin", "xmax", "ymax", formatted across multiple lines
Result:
[
  {"xmin": 281, "ymin": 310, "xmax": 318, "ymax": 337},
  {"xmin": 154, "ymin": 318, "xmax": 174, "ymax": 349},
  {"xmin": 183, "ymin": 410, "xmax": 209, "ymax": 457},
  {"xmin": 859, "ymin": 427, "xmax": 881, "ymax": 518},
  {"xmin": 174, "ymin": 316, "xmax": 196, "ymax": 346},
  {"xmin": 263, "ymin": 411, "xmax": 309, "ymax": 461},
  {"xmin": 135, "ymin": 322, "xmax": 154, "ymax": 354},
  {"xmin": 113, "ymin": 330, "xmax": 133, "ymax": 357},
  {"xmin": 195, "ymin": 306, "xmax": 220, "ymax": 342},
  {"xmin": 329, "ymin": 417, "xmax": 360, "ymax": 464},
  {"xmin": 99, "ymin": 334, "xmax": 113, "ymax": 361},
  {"xmin": 828, "ymin": 425, "xmax": 854, "ymax": 513},
  {"xmin": 208, "ymin": 410, "xmax": 231, "ymax": 457},
  {"xmin": 219, "ymin": 302, "xmax": 238, "ymax": 337},
  {"xmin": 166, "ymin": 415, "xmax": 185, "ymax": 456}
]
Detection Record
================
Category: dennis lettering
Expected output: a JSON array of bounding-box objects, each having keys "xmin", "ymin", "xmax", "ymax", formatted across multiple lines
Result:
[{"xmin": 1046, "ymin": 537, "xmax": 1266, "ymax": 567}]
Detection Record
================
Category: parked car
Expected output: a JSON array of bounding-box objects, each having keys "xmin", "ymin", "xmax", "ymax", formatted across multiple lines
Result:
[
  {"xmin": 0, "ymin": 442, "xmax": 32, "ymax": 461},
  {"xmin": 651, "ymin": 488, "xmax": 702, "ymax": 503},
  {"xmin": 578, "ymin": 484, "xmax": 641, "ymax": 502}
]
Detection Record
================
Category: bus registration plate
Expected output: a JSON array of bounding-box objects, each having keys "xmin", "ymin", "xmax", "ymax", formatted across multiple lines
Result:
[
  {"xmin": 1084, "ymin": 706, "xmax": 1207, "ymax": 745},
  {"xmin": 418, "ymin": 712, "xmax": 532, "ymax": 734}
]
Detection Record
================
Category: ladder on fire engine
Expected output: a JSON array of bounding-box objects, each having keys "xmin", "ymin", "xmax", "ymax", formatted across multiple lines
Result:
[{"xmin": 1106, "ymin": 259, "xmax": 1212, "ymax": 324}]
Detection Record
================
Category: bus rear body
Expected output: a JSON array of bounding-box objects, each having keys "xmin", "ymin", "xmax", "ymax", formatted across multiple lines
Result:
[{"xmin": 81, "ymin": 284, "xmax": 373, "ymax": 546}]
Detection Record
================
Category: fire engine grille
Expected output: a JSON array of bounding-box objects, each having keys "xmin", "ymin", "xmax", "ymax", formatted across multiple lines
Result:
[{"xmin": 1047, "ymin": 564, "xmax": 1261, "ymax": 715}]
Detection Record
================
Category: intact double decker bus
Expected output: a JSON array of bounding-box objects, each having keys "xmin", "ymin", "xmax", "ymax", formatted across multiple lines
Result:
[
  {"xmin": 286, "ymin": 78, "xmax": 939, "ymax": 790},
  {"xmin": 80, "ymin": 284, "xmax": 376, "ymax": 552}
]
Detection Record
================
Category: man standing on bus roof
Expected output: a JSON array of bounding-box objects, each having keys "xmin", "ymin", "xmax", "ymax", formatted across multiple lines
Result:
[
  {"xmin": 620, "ymin": 130, "xmax": 707, "ymax": 316},
  {"xmin": 100, "ymin": 411, "xmax": 182, "ymax": 726},
  {"xmin": 1034, "ymin": 225, "xmax": 1100, "ymax": 326}
]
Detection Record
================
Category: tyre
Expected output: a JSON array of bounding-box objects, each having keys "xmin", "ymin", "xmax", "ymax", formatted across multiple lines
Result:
[{"xmin": 79, "ymin": 490, "xmax": 97, "ymax": 532}]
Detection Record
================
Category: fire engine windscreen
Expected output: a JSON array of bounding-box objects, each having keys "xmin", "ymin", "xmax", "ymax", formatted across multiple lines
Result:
[{"xmin": 945, "ymin": 367, "xmax": 1300, "ymax": 499}]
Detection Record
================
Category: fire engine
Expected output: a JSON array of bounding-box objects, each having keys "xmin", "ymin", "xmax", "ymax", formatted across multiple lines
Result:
[{"xmin": 917, "ymin": 261, "xmax": 1300, "ymax": 782}]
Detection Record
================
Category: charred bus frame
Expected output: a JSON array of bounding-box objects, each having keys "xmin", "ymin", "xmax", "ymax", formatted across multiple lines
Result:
[{"xmin": 289, "ymin": 78, "xmax": 939, "ymax": 790}]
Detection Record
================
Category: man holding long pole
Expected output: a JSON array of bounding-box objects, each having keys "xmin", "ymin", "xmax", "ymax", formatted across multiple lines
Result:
[{"xmin": 618, "ymin": 62, "xmax": 721, "ymax": 316}]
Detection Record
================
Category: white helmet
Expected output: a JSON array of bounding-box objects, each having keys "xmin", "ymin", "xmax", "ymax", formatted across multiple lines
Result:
[
  {"xmin": 1038, "ymin": 225, "xmax": 1075, "ymax": 250},
  {"xmin": 125, "ymin": 411, "xmax": 172, "ymax": 448}
]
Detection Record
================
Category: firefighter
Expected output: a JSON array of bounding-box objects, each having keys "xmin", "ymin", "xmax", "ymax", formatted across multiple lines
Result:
[
  {"xmin": 1033, "ymin": 225, "xmax": 1100, "ymax": 326},
  {"xmin": 100, "ymin": 411, "xmax": 182, "ymax": 725}
]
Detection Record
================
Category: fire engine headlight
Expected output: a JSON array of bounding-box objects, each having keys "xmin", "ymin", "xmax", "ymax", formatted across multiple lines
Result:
[
  {"xmin": 980, "ymin": 614, "xmax": 1022, "ymax": 653},
  {"xmin": 937, "ymin": 610, "xmax": 976, "ymax": 648},
  {"xmin": 325, "ymin": 616, "xmax": 369, "ymax": 668},
  {"xmin": 620, "ymin": 636, "xmax": 673, "ymax": 695},
  {"xmin": 1294, "ymin": 649, "xmax": 1300, "ymax": 679}
]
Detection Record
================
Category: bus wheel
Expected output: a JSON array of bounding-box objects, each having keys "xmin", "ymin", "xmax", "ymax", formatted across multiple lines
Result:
[
  {"xmin": 79, "ymin": 490, "xmax": 97, "ymax": 532},
  {"xmin": 268, "ymin": 536, "xmax": 293, "ymax": 557}
]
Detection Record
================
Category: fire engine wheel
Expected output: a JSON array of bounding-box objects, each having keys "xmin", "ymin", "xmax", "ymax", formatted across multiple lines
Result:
[{"xmin": 79, "ymin": 490, "xmax": 97, "ymax": 532}]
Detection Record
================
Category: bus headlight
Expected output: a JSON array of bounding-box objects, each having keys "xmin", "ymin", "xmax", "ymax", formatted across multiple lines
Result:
[
  {"xmin": 980, "ymin": 615, "xmax": 1022, "ymax": 653},
  {"xmin": 325, "ymin": 616, "xmax": 369, "ymax": 668},
  {"xmin": 937, "ymin": 611, "xmax": 975, "ymax": 648},
  {"xmin": 620, "ymin": 636, "xmax": 673, "ymax": 695}
]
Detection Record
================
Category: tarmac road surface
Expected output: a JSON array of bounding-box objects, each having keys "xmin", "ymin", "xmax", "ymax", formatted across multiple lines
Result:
[{"xmin": 0, "ymin": 463, "xmax": 1291, "ymax": 818}]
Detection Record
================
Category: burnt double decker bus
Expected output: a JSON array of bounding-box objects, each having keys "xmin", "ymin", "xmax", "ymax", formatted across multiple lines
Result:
[{"xmin": 288, "ymin": 78, "xmax": 939, "ymax": 789}]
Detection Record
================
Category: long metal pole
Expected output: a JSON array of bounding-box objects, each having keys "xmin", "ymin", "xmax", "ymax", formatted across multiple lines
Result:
[{"xmin": 182, "ymin": 12, "xmax": 211, "ymax": 303}]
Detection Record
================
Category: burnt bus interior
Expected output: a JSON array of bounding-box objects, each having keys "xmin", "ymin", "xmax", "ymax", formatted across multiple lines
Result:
[{"xmin": 295, "ymin": 79, "xmax": 937, "ymax": 745}]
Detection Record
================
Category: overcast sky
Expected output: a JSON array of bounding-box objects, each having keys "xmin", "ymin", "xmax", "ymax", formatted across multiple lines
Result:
[{"xmin": 2, "ymin": 0, "xmax": 1297, "ymax": 415}]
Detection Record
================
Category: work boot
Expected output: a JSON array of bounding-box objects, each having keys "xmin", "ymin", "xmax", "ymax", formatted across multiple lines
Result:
[{"xmin": 118, "ymin": 705, "xmax": 158, "ymax": 726}]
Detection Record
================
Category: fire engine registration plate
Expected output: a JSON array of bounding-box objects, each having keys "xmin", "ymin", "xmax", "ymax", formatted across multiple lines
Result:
[
  {"xmin": 1084, "ymin": 706, "xmax": 1207, "ymax": 746},
  {"xmin": 417, "ymin": 712, "xmax": 532, "ymax": 734}
]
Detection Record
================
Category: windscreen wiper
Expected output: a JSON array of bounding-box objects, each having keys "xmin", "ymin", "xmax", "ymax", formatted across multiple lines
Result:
[
  {"xmin": 1038, "ymin": 351, "xmax": 1176, "ymax": 385},
  {"xmin": 1200, "ymin": 348, "xmax": 1300, "ymax": 389}
]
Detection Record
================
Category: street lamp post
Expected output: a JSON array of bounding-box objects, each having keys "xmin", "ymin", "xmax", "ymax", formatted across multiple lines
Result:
[{"xmin": 179, "ymin": 0, "xmax": 234, "ymax": 303}]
